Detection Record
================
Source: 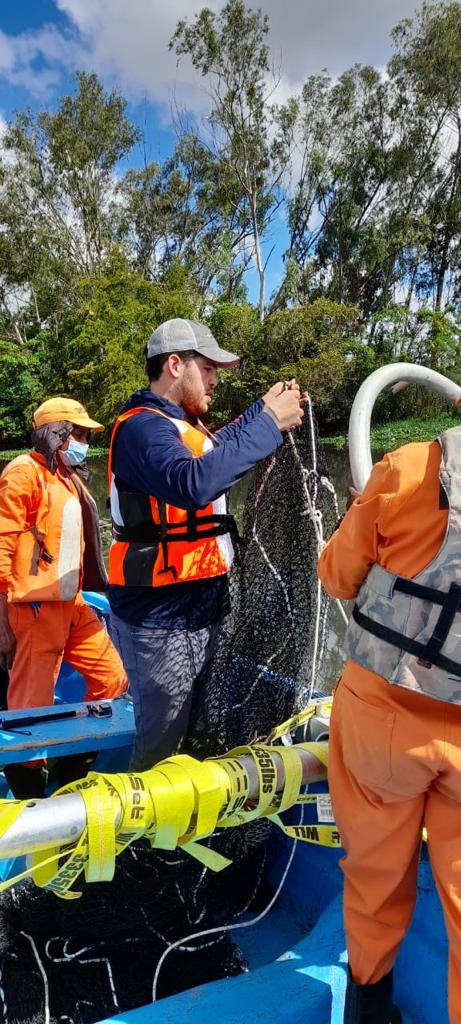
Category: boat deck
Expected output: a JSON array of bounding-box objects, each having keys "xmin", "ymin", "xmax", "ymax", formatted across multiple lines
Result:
[
  {"xmin": 92, "ymin": 836, "xmax": 447, "ymax": 1024},
  {"xmin": 0, "ymin": 697, "xmax": 135, "ymax": 764}
]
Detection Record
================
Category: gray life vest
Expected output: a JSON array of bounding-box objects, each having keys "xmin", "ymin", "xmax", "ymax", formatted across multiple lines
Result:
[{"xmin": 344, "ymin": 426, "xmax": 461, "ymax": 704}]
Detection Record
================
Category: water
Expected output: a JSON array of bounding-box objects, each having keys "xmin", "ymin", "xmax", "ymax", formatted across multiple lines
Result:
[
  {"xmin": 0, "ymin": 446, "xmax": 358, "ymax": 693},
  {"xmin": 0, "ymin": 446, "xmax": 354, "ymax": 520}
]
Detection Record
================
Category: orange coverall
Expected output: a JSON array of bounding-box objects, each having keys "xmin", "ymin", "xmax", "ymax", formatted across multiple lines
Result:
[
  {"xmin": 318, "ymin": 439, "xmax": 461, "ymax": 1024},
  {"xmin": 0, "ymin": 454, "xmax": 127, "ymax": 711}
]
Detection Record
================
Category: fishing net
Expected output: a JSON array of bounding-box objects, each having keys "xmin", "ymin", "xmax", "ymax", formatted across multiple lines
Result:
[
  {"xmin": 0, "ymin": 406, "xmax": 340, "ymax": 1024},
  {"xmin": 188, "ymin": 404, "xmax": 340, "ymax": 754}
]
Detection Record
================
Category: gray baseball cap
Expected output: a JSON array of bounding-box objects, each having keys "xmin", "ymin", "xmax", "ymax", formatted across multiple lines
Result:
[{"xmin": 146, "ymin": 318, "xmax": 240, "ymax": 368}]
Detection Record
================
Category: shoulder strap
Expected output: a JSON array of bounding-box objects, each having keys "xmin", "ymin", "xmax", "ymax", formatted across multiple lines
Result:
[{"xmin": 108, "ymin": 406, "xmax": 182, "ymax": 486}]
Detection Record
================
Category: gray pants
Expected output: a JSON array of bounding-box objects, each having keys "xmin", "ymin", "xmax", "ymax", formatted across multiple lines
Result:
[{"xmin": 109, "ymin": 613, "xmax": 218, "ymax": 770}]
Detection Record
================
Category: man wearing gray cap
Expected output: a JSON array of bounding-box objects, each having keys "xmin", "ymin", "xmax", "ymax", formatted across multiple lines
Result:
[{"xmin": 108, "ymin": 317, "xmax": 303, "ymax": 770}]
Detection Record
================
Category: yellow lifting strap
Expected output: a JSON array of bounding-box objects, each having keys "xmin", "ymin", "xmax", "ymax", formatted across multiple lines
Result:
[
  {"xmin": 0, "ymin": 739, "xmax": 337, "ymax": 899},
  {"xmin": 268, "ymin": 699, "xmax": 333, "ymax": 743}
]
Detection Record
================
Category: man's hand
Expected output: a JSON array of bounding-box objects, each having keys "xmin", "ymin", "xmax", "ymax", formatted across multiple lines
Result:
[
  {"xmin": 263, "ymin": 383, "xmax": 304, "ymax": 432},
  {"xmin": 0, "ymin": 595, "xmax": 15, "ymax": 671},
  {"xmin": 262, "ymin": 381, "xmax": 285, "ymax": 405},
  {"xmin": 263, "ymin": 378, "xmax": 308, "ymax": 410}
]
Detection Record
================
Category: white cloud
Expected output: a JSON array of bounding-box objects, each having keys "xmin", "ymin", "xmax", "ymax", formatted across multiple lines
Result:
[
  {"xmin": 0, "ymin": 26, "xmax": 83, "ymax": 96},
  {"xmin": 55, "ymin": 0, "xmax": 421, "ymax": 98},
  {"xmin": 54, "ymin": 0, "xmax": 221, "ymax": 113},
  {"xmin": 0, "ymin": 0, "xmax": 423, "ymax": 109}
]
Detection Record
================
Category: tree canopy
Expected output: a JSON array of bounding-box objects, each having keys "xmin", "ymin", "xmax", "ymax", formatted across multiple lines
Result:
[{"xmin": 1, "ymin": 2, "xmax": 461, "ymax": 445}]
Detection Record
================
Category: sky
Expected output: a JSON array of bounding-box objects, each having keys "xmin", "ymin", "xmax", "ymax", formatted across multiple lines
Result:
[{"xmin": 0, "ymin": 0, "xmax": 423, "ymax": 300}]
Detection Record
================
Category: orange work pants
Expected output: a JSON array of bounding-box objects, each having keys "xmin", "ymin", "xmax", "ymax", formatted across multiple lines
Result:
[
  {"xmin": 328, "ymin": 661, "xmax": 461, "ymax": 1024},
  {"xmin": 7, "ymin": 592, "xmax": 127, "ymax": 709}
]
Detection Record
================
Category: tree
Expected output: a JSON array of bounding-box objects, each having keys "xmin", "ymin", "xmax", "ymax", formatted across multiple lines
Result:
[
  {"xmin": 0, "ymin": 339, "xmax": 48, "ymax": 444},
  {"xmin": 0, "ymin": 72, "xmax": 139, "ymax": 344},
  {"xmin": 55, "ymin": 250, "xmax": 202, "ymax": 428},
  {"xmin": 280, "ymin": 2, "xmax": 461, "ymax": 319},
  {"xmin": 117, "ymin": 134, "xmax": 250, "ymax": 299},
  {"xmin": 284, "ymin": 66, "xmax": 398, "ymax": 314},
  {"xmin": 390, "ymin": 1, "xmax": 461, "ymax": 310},
  {"xmin": 171, "ymin": 0, "xmax": 297, "ymax": 319}
]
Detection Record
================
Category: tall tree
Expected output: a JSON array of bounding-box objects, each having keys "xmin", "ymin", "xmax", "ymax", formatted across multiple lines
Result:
[
  {"xmin": 280, "ymin": 1, "xmax": 461, "ymax": 319},
  {"xmin": 390, "ymin": 1, "xmax": 461, "ymax": 310},
  {"xmin": 117, "ymin": 134, "xmax": 251, "ymax": 299},
  {"xmin": 278, "ymin": 66, "xmax": 397, "ymax": 314},
  {"xmin": 0, "ymin": 72, "xmax": 138, "ymax": 342},
  {"xmin": 171, "ymin": 0, "xmax": 297, "ymax": 318}
]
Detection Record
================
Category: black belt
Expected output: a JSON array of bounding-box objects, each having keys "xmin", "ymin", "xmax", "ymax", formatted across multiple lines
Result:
[{"xmin": 113, "ymin": 513, "xmax": 238, "ymax": 545}]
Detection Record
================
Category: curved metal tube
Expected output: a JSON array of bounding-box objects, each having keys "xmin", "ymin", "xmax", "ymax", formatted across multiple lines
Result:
[
  {"xmin": 0, "ymin": 746, "xmax": 327, "ymax": 860},
  {"xmin": 348, "ymin": 363, "xmax": 461, "ymax": 490}
]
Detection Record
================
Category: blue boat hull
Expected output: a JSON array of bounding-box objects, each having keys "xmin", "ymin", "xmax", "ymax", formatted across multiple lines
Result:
[
  {"xmin": 91, "ymin": 834, "xmax": 446, "ymax": 1024},
  {"xmin": 0, "ymin": 594, "xmax": 449, "ymax": 1024}
]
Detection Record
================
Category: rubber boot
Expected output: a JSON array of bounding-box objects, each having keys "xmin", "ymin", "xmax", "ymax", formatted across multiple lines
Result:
[
  {"xmin": 3, "ymin": 763, "xmax": 47, "ymax": 800},
  {"xmin": 344, "ymin": 968, "xmax": 402, "ymax": 1024}
]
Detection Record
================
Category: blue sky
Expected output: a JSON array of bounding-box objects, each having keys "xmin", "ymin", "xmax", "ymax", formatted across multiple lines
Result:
[{"xmin": 0, "ymin": 0, "xmax": 421, "ymax": 303}]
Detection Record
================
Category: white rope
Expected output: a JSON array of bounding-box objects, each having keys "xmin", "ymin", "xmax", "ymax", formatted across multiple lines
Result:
[
  {"xmin": 287, "ymin": 405, "xmax": 349, "ymax": 635},
  {"xmin": 20, "ymin": 932, "xmax": 50, "ymax": 1024},
  {"xmin": 151, "ymin": 804, "xmax": 305, "ymax": 1002},
  {"xmin": 286, "ymin": 397, "xmax": 351, "ymax": 698}
]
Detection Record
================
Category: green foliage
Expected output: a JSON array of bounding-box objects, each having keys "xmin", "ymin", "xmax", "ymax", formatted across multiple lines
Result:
[
  {"xmin": 0, "ymin": 339, "xmax": 48, "ymax": 444},
  {"xmin": 54, "ymin": 250, "xmax": 202, "ymax": 431},
  {"xmin": 210, "ymin": 362, "xmax": 275, "ymax": 428},
  {"xmin": 171, "ymin": 0, "xmax": 297, "ymax": 316},
  {"xmin": 0, "ymin": 72, "xmax": 139, "ymax": 347},
  {"xmin": 207, "ymin": 302, "xmax": 262, "ymax": 357},
  {"xmin": 371, "ymin": 305, "xmax": 461, "ymax": 369},
  {"xmin": 3, "ymin": 5, "xmax": 461, "ymax": 445},
  {"xmin": 262, "ymin": 300, "xmax": 359, "ymax": 366},
  {"xmin": 324, "ymin": 411, "xmax": 460, "ymax": 450},
  {"xmin": 279, "ymin": 1, "xmax": 461, "ymax": 317},
  {"xmin": 210, "ymin": 299, "xmax": 362, "ymax": 430}
]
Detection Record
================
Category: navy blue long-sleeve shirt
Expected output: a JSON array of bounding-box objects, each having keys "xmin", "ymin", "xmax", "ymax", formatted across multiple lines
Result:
[{"xmin": 108, "ymin": 388, "xmax": 283, "ymax": 628}]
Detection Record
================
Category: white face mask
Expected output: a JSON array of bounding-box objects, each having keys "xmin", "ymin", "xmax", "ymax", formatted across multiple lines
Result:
[{"xmin": 60, "ymin": 439, "xmax": 89, "ymax": 466}]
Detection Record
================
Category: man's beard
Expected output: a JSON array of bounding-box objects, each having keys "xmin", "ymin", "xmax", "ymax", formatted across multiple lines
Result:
[{"xmin": 181, "ymin": 387, "xmax": 209, "ymax": 418}]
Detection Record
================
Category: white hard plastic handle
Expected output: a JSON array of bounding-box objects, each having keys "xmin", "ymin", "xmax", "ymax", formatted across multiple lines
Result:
[{"xmin": 348, "ymin": 363, "xmax": 461, "ymax": 491}]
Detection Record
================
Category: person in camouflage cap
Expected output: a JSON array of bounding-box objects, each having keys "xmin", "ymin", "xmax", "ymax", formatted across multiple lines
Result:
[{"xmin": 318, "ymin": 427, "xmax": 461, "ymax": 1024}]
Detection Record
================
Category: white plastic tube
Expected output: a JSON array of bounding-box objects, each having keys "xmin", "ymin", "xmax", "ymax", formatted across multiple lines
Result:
[{"xmin": 348, "ymin": 363, "xmax": 461, "ymax": 490}]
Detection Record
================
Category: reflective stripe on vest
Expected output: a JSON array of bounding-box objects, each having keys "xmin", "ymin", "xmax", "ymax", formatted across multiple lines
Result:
[
  {"xmin": 5, "ymin": 454, "xmax": 82, "ymax": 603},
  {"xmin": 108, "ymin": 407, "xmax": 234, "ymax": 588},
  {"xmin": 344, "ymin": 425, "xmax": 461, "ymax": 704}
]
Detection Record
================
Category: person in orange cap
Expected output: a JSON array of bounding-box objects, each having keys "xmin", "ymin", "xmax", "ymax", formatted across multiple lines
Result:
[{"xmin": 0, "ymin": 397, "xmax": 128, "ymax": 798}]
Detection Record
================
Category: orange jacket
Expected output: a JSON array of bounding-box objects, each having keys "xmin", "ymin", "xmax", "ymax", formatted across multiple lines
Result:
[
  {"xmin": 0, "ymin": 452, "xmax": 84, "ymax": 602},
  {"xmin": 317, "ymin": 439, "xmax": 448, "ymax": 599},
  {"xmin": 108, "ymin": 407, "xmax": 235, "ymax": 588}
]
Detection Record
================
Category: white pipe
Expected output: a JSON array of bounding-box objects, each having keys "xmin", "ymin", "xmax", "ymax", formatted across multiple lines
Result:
[
  {"xmin": 0, "ymin": 746, "xmax": 327, "ymax": 860},
  {"xmin": 348, "ymin": 363, "xmax": 461, "ymax": 491}
]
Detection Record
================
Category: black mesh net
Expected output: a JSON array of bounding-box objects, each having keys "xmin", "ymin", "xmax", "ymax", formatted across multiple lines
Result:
[
  {"xmin": 189, "ymin": 409, "xmax": 339, "ymax": 754},
  {"xmin": 0, "ymin": 410, "xmax": 339, "ymax": 1024}
]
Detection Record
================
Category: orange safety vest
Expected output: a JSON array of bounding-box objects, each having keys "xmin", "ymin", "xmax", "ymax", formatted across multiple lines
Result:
[
  {"xmin": 3, "ymin": 454, "xmax": 83, "ymax": 602},
  {"xmin": 108, "ymin": 407, "xmax": 236, "ymax": 588}
]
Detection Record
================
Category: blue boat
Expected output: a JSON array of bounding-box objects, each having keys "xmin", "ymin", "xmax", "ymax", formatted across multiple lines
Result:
[
  {"xmin": 0, "ymin": 362, "xmax": 458, "ymax": 1024},
  {"xmin": 0, "ymin": 640, "xmax": 447, "ymax": 1024}
]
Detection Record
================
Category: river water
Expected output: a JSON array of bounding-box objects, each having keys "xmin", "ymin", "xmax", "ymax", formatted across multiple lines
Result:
[{"xmin": 0, "ymin": 446, "xmax": 360, "ymax": 693}]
